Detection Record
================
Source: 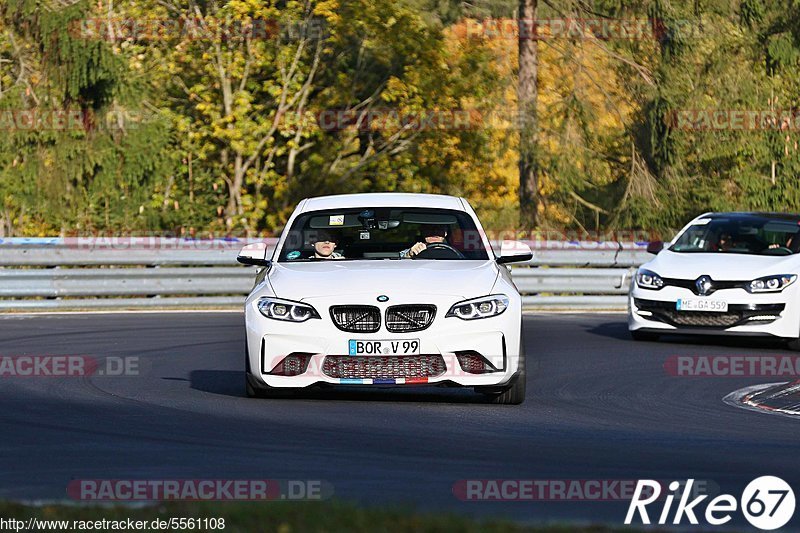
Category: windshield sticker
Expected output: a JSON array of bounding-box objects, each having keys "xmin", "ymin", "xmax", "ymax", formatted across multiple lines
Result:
[
  {"xmin": 286, "ymin": 250, "xmax": 302, "ymax": 260},
  {"xmin": 360, "ymin": 231, "xmax": 370, "ymax": 240},
  {"xmin": 329, "ymin": 215, "xmax": 344, "ymax": 226}
]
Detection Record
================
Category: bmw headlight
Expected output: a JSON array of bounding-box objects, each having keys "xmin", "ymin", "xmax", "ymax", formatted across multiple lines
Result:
[
  {"xmin": 446, "ymin": 295, "xmax": 509, "ymax": 320},
  {"xmin": 745, "ymin": 274, "xmax": 797, "ymax": 293},
  {"xmin": 257, "ymin": 297, "xmax": 320, "ymax": 322},
  {"xmin": 635, "ymin": 268, "xmax": 664, "ymax": 290}
]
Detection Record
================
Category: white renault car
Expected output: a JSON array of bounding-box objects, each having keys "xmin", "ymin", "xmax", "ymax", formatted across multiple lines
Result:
[
  {"xmin": 629, "ymin": 212, "xmax": 800, "ymax": 348},
  {"xmin": 236, "ymin": 193, "xmax": 533, "ymax": 404}
]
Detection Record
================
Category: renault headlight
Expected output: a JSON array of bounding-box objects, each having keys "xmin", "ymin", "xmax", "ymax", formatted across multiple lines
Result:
[
  {"xmin": 745, "ymin": 275, "xmax": 797, "ymax": 293},
  {"xmin": 635, "ymin": 268, "xmax": 664, "ymax": 290}
]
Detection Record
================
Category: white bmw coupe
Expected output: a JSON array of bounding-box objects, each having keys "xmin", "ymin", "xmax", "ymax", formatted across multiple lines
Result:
[
  {"xmin": 237, "ymin": 193, "xmax": 533, "ymax": 404},
  {"xmin": 629, "ymin": 212, "xmax": 800, "ymax": 348}
]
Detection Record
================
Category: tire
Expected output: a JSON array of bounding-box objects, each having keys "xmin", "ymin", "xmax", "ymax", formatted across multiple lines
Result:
[
  {"xmin": 245, "ymin": 373, "xmax": 269, "ymax": 398},
  {"xmin": 631, "ymin": 330, "xmax": 660, "ymax": 342},
  {"xmin": 486, "ymin": 365, "xmax": 526, "ymax": 405},
  {"xmin": 245, "ymin": 343, "xmax": 268, "ymax": 398},
  {"xmin": 245, "ymin": 342, "xmax": 303, "ymax": 398},
  {"xmin": 477, "ymin": 331, "xmax": 527, "ymax": 405},
  {"xmin": 787, "ymin": 337, "xmax": 800, "ymax": 351}
]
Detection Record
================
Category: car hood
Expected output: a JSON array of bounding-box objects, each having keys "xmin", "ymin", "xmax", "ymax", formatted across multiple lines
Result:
[
  {"xmin": 267, "ymin": 260, "xmax": 500, "ymax": 300},
  {"xmin": 646, "ymin": 250, "xmax": 800, "ymax": 280}
]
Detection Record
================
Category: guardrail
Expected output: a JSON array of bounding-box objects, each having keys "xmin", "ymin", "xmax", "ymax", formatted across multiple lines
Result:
[{"xmin": 0, "ymin": 238, "xmax": 648, "ymax": 311}]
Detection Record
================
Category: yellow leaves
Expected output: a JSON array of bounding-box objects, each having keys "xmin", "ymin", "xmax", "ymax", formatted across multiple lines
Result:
[
  {"xmin": 227, "ymin": 0, "xmax": 256, "ymax": 17},
  {"xmin": 194, "ymin": 102, "xmax": 213, "ymax": 114},
  {"xmin": 382, "ymin": 75, "xmax": 425, "ymax": 109},
  {"xmin": 438, "ymin": 17, "xmax": 639, "ymax": 227},
  {"xmin": 313, "ymin": 0, "xmax": 341, "ymax": 25}
]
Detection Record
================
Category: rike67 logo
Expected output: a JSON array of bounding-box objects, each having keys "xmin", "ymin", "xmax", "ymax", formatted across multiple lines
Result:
[{"xmin": 625, "ymin": 477, "xmax": 795, "ymax": 530}]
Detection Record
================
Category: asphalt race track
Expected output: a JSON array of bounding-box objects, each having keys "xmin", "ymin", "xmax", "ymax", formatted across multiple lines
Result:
[{"xmin": 1, "ymin": 312, "xmax": 799, "ymax": 529}]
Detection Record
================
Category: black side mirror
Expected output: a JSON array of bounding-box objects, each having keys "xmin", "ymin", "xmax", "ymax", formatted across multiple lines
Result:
[
  {"xmin": 237, "ymin": 256, "xmax": 272, "ymax": 267},
  {"xmin": 237, "ymin": 243, "xmax": 271, "ymax": 266},
  {"xmin": 646, "ymin": 241, "xmax": 664, "ymax": 254}
]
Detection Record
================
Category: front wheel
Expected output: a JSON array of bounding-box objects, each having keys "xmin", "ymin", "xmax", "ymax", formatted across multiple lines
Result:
[
  {"xmin": 245, "ymin": 343, "xmax": 269, "ymax": 398},
  {"xmin": 476, "ymin": 347, "xmax": 526, "ymax": 405},
  {"xmin": 485, "ymin": 368, "xmax": 526, "ymax": 405},
  {"xmin": 246, "ymin": 373, "xmax": 270, "ymax": 398},
  {"xmin": 245, "ymin": 343, "xmax": 304, "ymax": 398}
]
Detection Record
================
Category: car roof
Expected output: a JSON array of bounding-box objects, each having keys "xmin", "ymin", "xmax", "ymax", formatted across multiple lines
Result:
[
  {"xmin": 699, "ymin": 212, "xmax": 800, "ymax": 223},
  {"xmin": 300, "ymin": 193, "xmax": 465, "ymax": 212}
]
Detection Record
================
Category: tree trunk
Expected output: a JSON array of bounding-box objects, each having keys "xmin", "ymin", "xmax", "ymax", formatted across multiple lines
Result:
[
  {"xmin": 226, "ymin": 154, "xmax": 245, "ymax": 220},
  {"xmin": 518, "ymin": 0, "xmax": 539, "ymax": 230}
]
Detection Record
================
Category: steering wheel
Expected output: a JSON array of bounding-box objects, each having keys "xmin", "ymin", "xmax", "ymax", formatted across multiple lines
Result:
[
  {"xmin": 765, "ymin": 246, "xmax": 793, "ymax": 256},
  {"xmin": 412, "ymin": 243, "xmax": 465, "ymax": 259}
]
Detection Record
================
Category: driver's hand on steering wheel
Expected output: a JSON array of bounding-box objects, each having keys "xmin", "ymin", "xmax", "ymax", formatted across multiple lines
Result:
[{"xmin": 408, "ymin": 242, "xmax": 427, "ymax": 257}]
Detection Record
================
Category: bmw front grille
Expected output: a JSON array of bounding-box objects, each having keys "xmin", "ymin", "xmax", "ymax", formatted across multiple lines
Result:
[
  {"xmin": 385, "ymin": 305, "xmax": 436, "ymax": 333},
  {"xmin": 329, "ymin": 304, "xmax": 436, "ymax": 333},
  {"xmin": 330, "ymin": 305, "xmax": 381, "ymax": 333}
]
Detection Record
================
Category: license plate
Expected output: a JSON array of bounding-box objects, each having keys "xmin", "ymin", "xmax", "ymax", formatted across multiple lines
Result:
[
  {"xmin": 676, "ymin": 298, "xmax": 728, "ymax": 312},
  {"xmin": 348, "ymin": 339, "xmax": 420, "ymax": 356}
]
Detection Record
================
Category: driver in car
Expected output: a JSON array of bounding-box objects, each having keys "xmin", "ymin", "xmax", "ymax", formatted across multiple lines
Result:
[
  {"xmin": 768, "ymin": 232, "xmax": 797, "ymax": 251},
  {"xmin": 400, "ymin": 225, "xmax": 449, "ymax": 258}
]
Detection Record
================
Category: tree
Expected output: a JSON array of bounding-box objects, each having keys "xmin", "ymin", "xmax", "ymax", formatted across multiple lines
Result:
[
  {"xmin": 518, "ymin": 0, "xmax": 538, "ymax": 229},
  {"xmin": 0, "ymin": 0, "xmax": 174, "ymax": 235}
]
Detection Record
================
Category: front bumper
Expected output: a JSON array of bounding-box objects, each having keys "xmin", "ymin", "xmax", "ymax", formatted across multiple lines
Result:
[
  {"xmin": 628, "ymin": 284, "xmax": 800, "ymax": 338},
  {"xmin": 245, "ymin": 298, "xmax": 523, "ymax": 389}
]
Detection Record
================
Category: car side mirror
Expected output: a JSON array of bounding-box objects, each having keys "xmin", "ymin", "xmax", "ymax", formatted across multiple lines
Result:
[
  {"xmin": 646, "ymin": 241, "xmax": 664, "ymax": 254},
  {"xmin": 237, "ymin": 243, "xmax": 271, "ymax": 267},
  {"xmin": 497, "ymin": 240, "xmax": 533, "ymax": 264}
]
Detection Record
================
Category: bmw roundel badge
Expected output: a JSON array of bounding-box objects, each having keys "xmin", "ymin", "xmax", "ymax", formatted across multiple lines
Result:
[{"xmin": 377, "ymin": 295, "xmax": 389, "ymax": 302}]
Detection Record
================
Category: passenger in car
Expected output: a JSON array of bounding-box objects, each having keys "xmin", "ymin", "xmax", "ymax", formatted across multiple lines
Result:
[
  {"xmin": 712, "ymin": 233, "xmax": 734, "ymax": 251},
  {"xmin": 311, "ymin": 230, "xmax": 344, "ymax": 259}
]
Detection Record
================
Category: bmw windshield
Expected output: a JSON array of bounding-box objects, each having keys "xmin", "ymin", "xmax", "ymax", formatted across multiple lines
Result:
[
  {"xmin": 277, "ymin": 208, "xmax": 490, "ymax": 261},
  {"xmin": 670, "ymin": 214, "xmax": 800, "ymax": 256}
]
